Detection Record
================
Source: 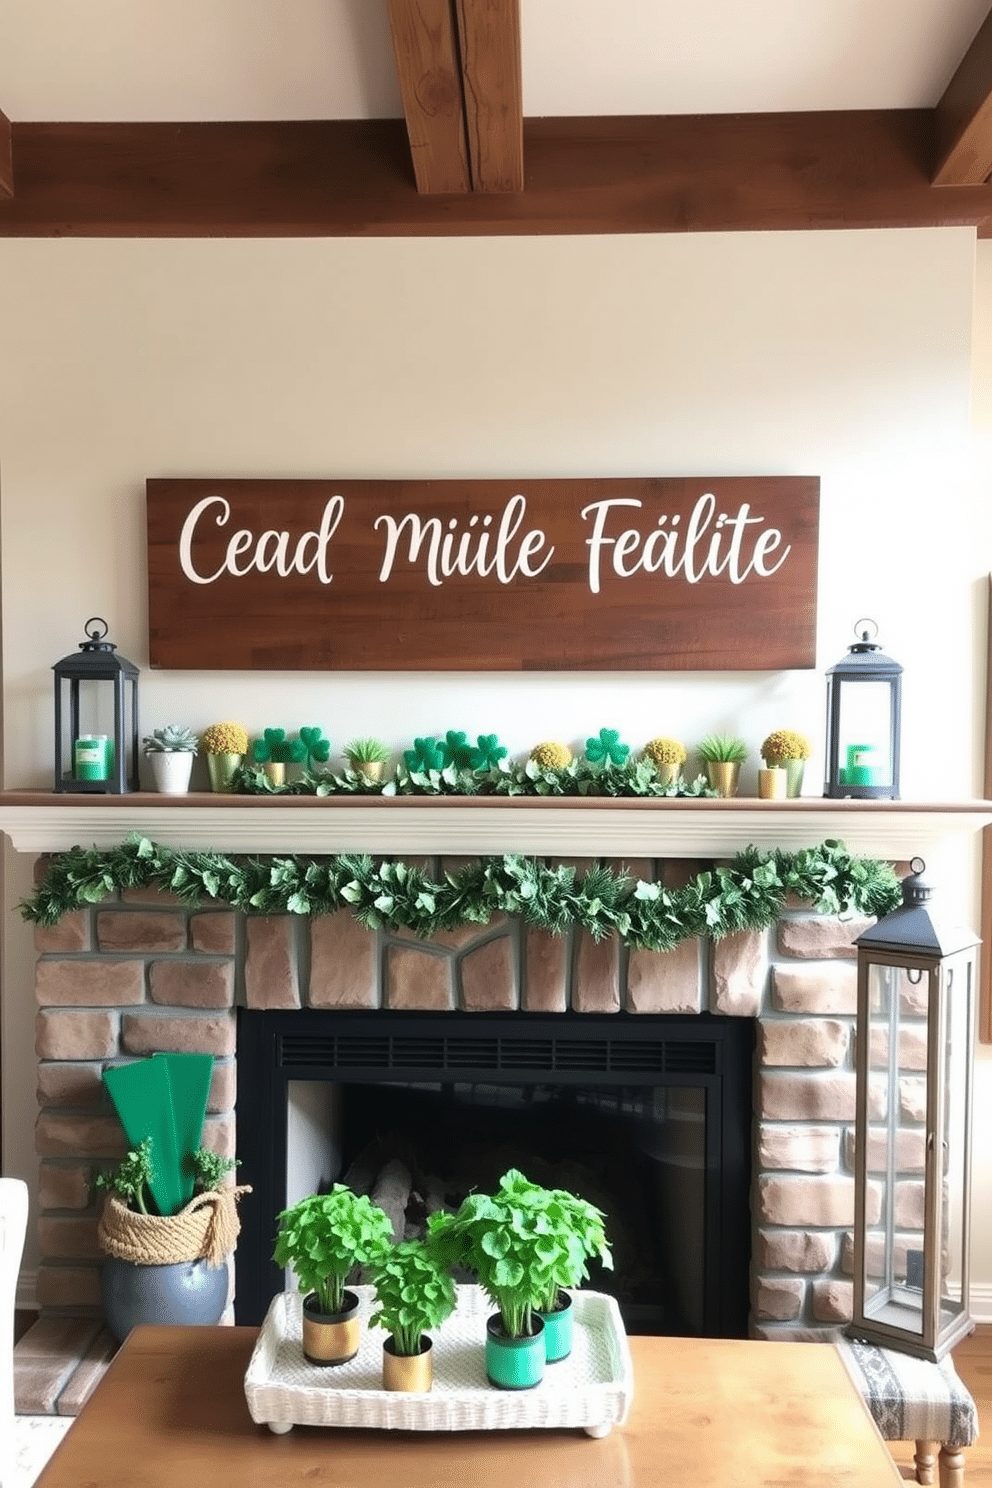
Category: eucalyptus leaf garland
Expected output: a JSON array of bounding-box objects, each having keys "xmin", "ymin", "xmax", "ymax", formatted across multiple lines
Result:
[{"xmin": 22, "ymin": 837, "xmax": 902, "ymax": 953}]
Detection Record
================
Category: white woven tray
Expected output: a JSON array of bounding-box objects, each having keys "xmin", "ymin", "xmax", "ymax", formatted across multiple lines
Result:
[{"xmin": 244, "ymin": 1284, "xmax": 633, "ymax": 1437}]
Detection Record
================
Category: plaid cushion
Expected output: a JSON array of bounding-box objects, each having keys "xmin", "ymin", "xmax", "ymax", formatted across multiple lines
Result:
[{"xmin": 835, "ymin": 1335, "xmax": 978, "ymax": 1449}]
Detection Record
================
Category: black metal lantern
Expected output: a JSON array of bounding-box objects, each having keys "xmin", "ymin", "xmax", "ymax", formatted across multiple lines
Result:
[
  {"xmin": 848, "ymin": 859, "xmax": 977, "ymax": 1361},
  {"xmin": 53, "ymin": 618, "xmax": 139, "ymax": 793},
  {"xmin": 824, "ymin": 619, "xmax": 902, "ymax": 799}
]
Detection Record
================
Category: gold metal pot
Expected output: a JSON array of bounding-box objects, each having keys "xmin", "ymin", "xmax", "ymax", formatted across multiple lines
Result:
[
  {"xmin": 655, "ymin": 762, "xmax": 681, "ymax": 788},
  {"xmin": 382, "ymin": 1335, "xmax": 433, "ymax": 1392},
  {"xmin": 705, "ymin": 761, "xmax": 741, "ymax": 798},
  {"xmin": 301, "ymin": 1290, "xmax": 362, "ymax": 1366},
  {"xmin": 764, "ymin": 756, "xmax": 806, "ymax": 798},
  {"xmin": 354, "ymin": 760, "xmax": 384, "ymax": 784},
  {"xmin": 758, "ymin": 767, "xmax": 788, "ymax": 800},
  {"xmin": 206, "ymin": 752, "xmax": 242, "ymax": 793},
  {"xmin": 263, "ymin": 761, "xmax": 286, "ymax": 786}
]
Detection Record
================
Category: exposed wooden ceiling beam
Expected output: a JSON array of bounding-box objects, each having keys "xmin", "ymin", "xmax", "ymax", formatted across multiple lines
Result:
[
  {"xmin": 454, "ymin": 0, "xmax": 523, "ymax": 192},
  {"xmin": 0, "ymin": 108, "xmax": 13, "ymax": 198},
  {"xmin": 933, "ymin": 6, "xmax": 992, "ymax": 185},
  {"xmin": 0, "ymin": 112, "xmax": 988, "ymax": 238},
  {"xmin": 387, "ymin": 0, "xmax": 470, "ymax": 194}
]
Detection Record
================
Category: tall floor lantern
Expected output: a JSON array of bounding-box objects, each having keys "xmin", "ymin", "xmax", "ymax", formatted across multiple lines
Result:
[
  {"xmin": 848, "ymin": 860, "xmax": 977, "ymax": 1360},
  {"xmin": 53, "ymin": 618, "xmax": 139, "ymax": 793}
]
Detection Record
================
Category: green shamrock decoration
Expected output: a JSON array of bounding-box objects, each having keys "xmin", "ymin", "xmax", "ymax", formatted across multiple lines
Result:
[
  {"xmin": 251, "ymin": 728, "xmax": 307, "ymax": 766},
  {"xmin": 299, "ymin": 726, "xmax": 331, "ymax": 770},
  {"xmin": 251, "ymin": 727, "xmax": 286, "ymax": 764},
  {"xmin": 440, "ymin": 730, "xmax": 475, "ymax": 770},
  {"xmin": 585, "ymin": 728, "xmax": 630, "ymax": 766},
  {"xmin": 468, "ymin": 733, "xmax": 508, "ymax": 771},
  {"xmin": 403, "ymin": 737, "xmax": 447, "ymax": 773}
]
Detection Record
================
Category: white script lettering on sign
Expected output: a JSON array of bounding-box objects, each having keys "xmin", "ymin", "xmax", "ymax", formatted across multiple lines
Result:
[
  {"xmin": 375, "ymin": 494, "xmax": 554, "ymax": 587},
  {"xmin": 178, "ymin": 495, "xmax": 345, "ymax": 585},
  {"xmin": 176, "ymin": 490, "xmax": 789, "ymax": 595},
  {"xmin": 581, "ymin": 493, "xmax": 791, "ymax": 594}
]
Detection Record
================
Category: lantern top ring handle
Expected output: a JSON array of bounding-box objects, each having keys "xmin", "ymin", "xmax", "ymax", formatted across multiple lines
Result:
[
  {"xmin": 854, "ymin": 618, "xmax": 878, "ymax": 643},
  {"xmin": 910, "ymin": 855, "xmax": 926, "ymax": 876},
  {"xmin": 84, "ymin": 617, "xmax": 109, "ymax": 642}
]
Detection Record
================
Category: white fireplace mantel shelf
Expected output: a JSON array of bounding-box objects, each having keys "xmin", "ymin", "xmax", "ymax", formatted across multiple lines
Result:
[{"xmin": 0, "ymin": 791, "xmax": 989, "ymax": 860}]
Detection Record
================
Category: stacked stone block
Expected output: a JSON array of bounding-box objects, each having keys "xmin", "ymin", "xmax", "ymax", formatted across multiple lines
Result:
[{"xmin": 31, "ymin": 855, "xmax": 890, "ymax": 1340}]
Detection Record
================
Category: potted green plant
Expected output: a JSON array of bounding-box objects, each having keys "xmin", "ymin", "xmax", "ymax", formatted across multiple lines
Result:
[
  {"xmin": 697, "ymin": 733, "xmax": 748, "ymax": 797},
  {"xmin": 516, "ymin": 1177, "xmax": 613, "ymax": 1363},
  {"xmin": 201, "ymin": 721, "xmax": 249, "ymax": 792},
  {"xmin": 367, "ymin": 1238, "xmax": 457, "ymax": 1392},
  {"xmin": 760, "ymin": 728, "xmax": 812, "ymax": 798},
  {"xmin": 343, "ymin": 736, "xmax": 391, "ymax": 785},
  {"xmin": 642, "ymin": 736, "xmax": 687, "ymax": 789},
  {"xmin": 272, "ymin": 1186, "xmax": 393, "ymax": 1366},
  {"xmin": 428, "ymin": 1167, "xmax": 578, "ymax": 1390},
  {"xmin": 142, "ymin": 725, "xmax": 199, "ymax": 795},
  {"xmin": 94, "ymin": 1049, "xmax": 251, "ymax": 1349}
]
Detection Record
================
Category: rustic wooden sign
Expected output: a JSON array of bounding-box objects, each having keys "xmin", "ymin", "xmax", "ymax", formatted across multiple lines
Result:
[{"xmin": 146, "ymin": 476, "xmax": 819, "ymax": 671}]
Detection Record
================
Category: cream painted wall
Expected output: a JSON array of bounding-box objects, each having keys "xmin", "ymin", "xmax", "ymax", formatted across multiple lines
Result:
[{"xmin": 0, "ymin": 228, "xmax": 987, "ymax": 1292}]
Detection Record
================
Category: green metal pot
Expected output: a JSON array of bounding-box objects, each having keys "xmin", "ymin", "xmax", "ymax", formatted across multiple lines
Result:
[
  {"xmin": 537, "ymin": 1290, "xmax": 573, "ymax": 1362},
  {"xmin": 484, "ymin": 1313, "xmax": 545, "ymax": 1390}
]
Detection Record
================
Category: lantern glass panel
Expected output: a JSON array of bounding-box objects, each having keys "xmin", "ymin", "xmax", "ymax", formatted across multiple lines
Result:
[
  {"xmin": 939, "ymin": 957, "xmax": 971, "ymax": 1333},
  {"xmin": 862, "ymin": 961, "xmax": 928, "ymax": 1338},
  {"xmin": 834, "ymin": 679, "xmax": 894, "ymax": 789}
]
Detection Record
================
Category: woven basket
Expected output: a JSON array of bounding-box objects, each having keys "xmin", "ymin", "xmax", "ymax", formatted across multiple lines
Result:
[{"xmin": 98, "ymin": 1186, "xmax": 251, "ymax": 1268}]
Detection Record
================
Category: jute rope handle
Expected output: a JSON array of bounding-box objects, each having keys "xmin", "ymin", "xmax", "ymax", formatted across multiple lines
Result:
[{"xmin": 99, "ymin": 1185, "xmax": 252, "ymax": 1268}]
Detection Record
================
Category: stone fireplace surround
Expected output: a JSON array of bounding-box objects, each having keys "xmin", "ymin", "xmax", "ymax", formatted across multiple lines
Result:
[{"xmin": 7, "ymin": 793, "xmax": 988, "ymax": 1414}]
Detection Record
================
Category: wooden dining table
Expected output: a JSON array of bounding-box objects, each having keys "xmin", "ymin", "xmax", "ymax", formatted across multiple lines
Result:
[{"xmin": 35, "ymin": 1324, "xmax": 901, "ymax": 1487}]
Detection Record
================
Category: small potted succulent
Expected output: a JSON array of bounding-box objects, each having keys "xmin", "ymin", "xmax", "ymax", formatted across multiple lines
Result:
[
  {"xmin": 343, "ymin": 737, "xmax": 391, "ymax": 785},
  {"xmin": 272, "ymin": 1186, "xmax": 394, "ymax": 1366},
  {"xmin": 142, "ymin": 725, "xmax": 198, "ymax": 795},
  {"xmin": 696, "ymin": 733, "xmax": 748, "ymax": 797},
  {"xmin": 200, "ymin": 721, "xmax": 249, "ymax": 793},
  {"xmin": 760, "ymin": 728, "xmax": 812, "ymax": 798},
  {"xmin": 367, "ymin": 1238, "xmax": 457, "ymax": 1392},
  {"xmin": 642, "ymin": 736, "xmax": 687, "ymax": 789}
]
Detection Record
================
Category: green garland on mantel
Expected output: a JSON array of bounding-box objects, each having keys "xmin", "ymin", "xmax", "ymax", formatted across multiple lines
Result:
[{"xmin": 22, "ymin": 837, "xmax": 902, "ymax": 954}]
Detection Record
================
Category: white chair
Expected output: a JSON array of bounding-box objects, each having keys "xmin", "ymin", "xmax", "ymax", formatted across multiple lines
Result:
[{"xmin": 2, "ymin": 1178, "xmax": 29, "ymax": 1483}]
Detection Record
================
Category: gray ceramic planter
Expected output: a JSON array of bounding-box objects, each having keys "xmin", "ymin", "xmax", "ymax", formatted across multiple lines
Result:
[{"xmin": 101, "ymin": 1255, "xmax": 229, "ymax": 1344}]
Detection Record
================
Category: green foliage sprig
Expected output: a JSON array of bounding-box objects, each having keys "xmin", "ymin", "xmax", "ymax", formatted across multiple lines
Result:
[
  {"xmin": 21, "ymin": 836, "xmax": 902, "ymax": 955},
  {"xmin": 92, "ymin": 1138, "xmax": 237, "ymax": 1215},
  {"xmin": 273, "ymin": 1186, "xmax": 394, "ymax": 1316},
  {"xmin": 367, "ymin": 1239, "xmax": 458, "ymax": 1356},
  {"xmin": 697, "ymin": 733, "xmax": 748, "ymax": 764},
  {"xmin": 93, "ymin": 1136, "xmax": 156, "ymax": 1214}
]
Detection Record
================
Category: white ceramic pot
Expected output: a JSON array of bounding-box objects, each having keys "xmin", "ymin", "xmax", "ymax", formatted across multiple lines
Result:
[{"xmin": 149, "ymin": 750, "xmax": 194, "ymax": 794}]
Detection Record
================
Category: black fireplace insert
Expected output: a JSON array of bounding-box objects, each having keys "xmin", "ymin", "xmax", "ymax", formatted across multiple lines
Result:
[{"xmin": 235, "ymin": 1008, "xmax": 753, "ymax": 1337}]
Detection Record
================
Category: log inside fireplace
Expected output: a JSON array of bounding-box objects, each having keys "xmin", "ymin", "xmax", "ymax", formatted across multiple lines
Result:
[{"xmin": 235, "ymin": 1009, "xmax": 753, "ymax": 1337}]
